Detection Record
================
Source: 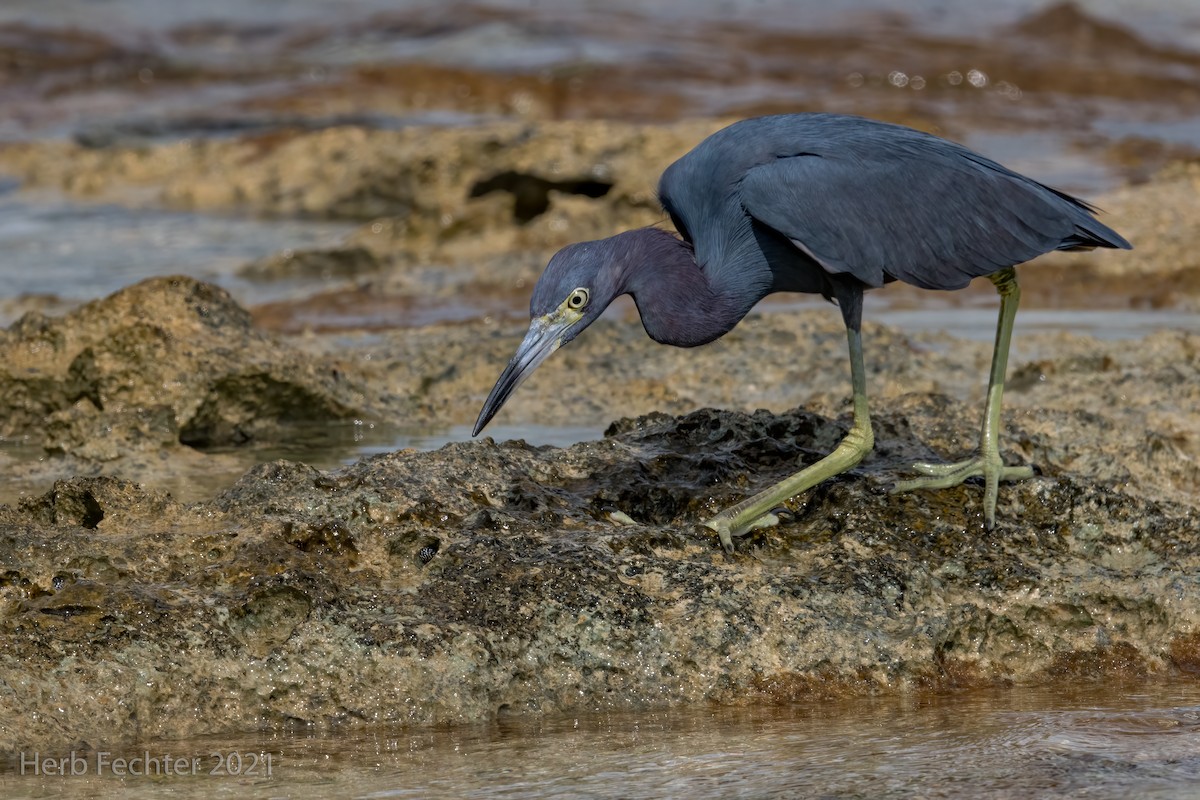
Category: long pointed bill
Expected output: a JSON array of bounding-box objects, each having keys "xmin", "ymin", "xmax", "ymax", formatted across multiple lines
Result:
[{"xmin": 473, "ymin": 314, "xmax": 573, "ymax": 436}]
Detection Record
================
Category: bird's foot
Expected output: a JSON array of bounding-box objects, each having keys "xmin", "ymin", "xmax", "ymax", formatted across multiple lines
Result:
[
  {"xmin": 701, "ymin": 420, "xmax": 874, "ymax": 553},
  {"xmin": 891, "ymin": 454, "xmax": 1033, "ymax": 528},
  {"xmin": 703, "ymin": 508, "xmax": 782, "ymax": 554}
]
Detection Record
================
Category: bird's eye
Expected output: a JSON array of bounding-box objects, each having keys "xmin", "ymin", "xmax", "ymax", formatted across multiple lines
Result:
[{"xmin": 566, "ymin": 288, "xmax": 590, "ymax": 311}]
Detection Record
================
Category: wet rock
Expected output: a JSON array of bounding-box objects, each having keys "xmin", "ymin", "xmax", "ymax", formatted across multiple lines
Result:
[
  {"xmin": 227, "ymin": 586, "xmax": 314, "ymax": 659},
  {"xmin": 0, "ymin": 395, "xmax": 1197, "ymax": 750},
  {"xmin": 239, "ymin": 245, "xmax": 383, "ymax": 282},
  {"xmin": 1013, "ymin": 3, "xmax": 1162, "ymax": 58},
  {"xmin": 0, "ymin": 275, "xmax": 409, "ymax": 453},
  {"xmin": 44, "ymin": 403, "xmax": 179, "ymax": 461},
  {"xmin": 16, "ymin": 476, "xmax": 179, "ymax": 530},
  {"xmin": 0, "ymin": 108, "xmax": 1193, "ymax": 755}
]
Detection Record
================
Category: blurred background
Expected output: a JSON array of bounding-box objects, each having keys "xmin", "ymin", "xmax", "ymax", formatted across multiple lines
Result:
[{"xmin": 1, "ymin": 0, "xmax": 1199, "ymax": 325}]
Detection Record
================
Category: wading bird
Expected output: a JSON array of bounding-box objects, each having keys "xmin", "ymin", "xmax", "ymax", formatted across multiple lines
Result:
[{"xmin": 473, "ymin": 114, "xmax": 1130, "ymax": 552}]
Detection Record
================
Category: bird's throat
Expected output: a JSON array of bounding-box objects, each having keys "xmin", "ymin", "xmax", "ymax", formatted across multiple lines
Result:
[{"xmin": 624, "ymin": 230, "xmax": 759, "ymax": 348}]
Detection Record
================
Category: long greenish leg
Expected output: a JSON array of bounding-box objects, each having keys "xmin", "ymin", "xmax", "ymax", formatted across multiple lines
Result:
[
  {"xmin": 891, "ymin": 266, "xmax": 1033, "ymax": 527},
  {"xmin": 704, "ymin": 284, "xmax": 873, "ymax": 553}
]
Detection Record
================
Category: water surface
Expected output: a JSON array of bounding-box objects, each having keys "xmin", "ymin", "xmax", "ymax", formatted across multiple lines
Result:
[
  {"xmin": 0, "ymin": 193, "xmax": 354, "ymax": 325},
  {"xmin": 3, "ymin": 680, "xmax": 1198, "ymax": 799}
]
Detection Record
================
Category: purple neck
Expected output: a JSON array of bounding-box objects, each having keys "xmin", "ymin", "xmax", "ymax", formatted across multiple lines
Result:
[{"xmin": 617, "ymin": 228, "xmax": 761, "ymax": 347}]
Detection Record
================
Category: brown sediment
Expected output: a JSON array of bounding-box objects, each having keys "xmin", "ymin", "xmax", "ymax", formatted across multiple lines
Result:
[
  {"xmin": 269, "ymin": 60, "xmax": 692, "ymax": 123},
  {"xmin": 1168, "ymin": 633, "xmax": 1200, "ymax": 675},
  {"xmin": 1043, "ymin": 642, "xmax": 1152, "ymax": 681},
  {"xmin": 926, "ymin": 654, "xmax": 999, "ymax": 691},
  {"xmin": 742, "ymin": 668, "xmax": 880, "ymax": 703},
  {"xmin": 252, "ymin": 2, "xmax": 1200, "ymax": 126}
]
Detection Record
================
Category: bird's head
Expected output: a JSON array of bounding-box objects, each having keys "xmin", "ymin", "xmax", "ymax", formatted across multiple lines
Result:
[{"xmin": 473, "ymin": 236, "xmax": 629, "ymax": 436}]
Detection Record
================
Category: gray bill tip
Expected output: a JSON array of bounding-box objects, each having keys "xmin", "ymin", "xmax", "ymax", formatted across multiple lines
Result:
[{"xmin": 471, "ymin": 317, "xmax": 564, "ymax": 437}]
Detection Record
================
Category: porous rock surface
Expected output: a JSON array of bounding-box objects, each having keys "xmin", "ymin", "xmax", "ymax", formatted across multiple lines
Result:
[
  {"xmin": 0, "ymin": 275, "xmax": 407, "ymax": 459},
  {"xmin": 0, "ymin": 390, "xmax": 1197, "ymax": 750}
]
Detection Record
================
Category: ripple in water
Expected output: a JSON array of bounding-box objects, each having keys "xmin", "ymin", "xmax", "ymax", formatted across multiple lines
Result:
[{"xmin": 4, "ymin": 682, "xmax": 1200, "ymax": 799}]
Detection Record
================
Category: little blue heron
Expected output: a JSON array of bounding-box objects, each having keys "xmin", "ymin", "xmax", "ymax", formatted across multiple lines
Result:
[{"xmin": 473, "ymin": 113, "xmax": 1131, "ymax": 552}]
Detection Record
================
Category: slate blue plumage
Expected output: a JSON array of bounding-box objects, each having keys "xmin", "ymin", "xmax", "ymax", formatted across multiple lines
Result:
[
  {"xmin": 661, "ymin": 113, "xmax": 1127, "ymax": 296},
  {"xmin": 475, "ymin": 113, "xmax": 1131, "ymax": 550}
]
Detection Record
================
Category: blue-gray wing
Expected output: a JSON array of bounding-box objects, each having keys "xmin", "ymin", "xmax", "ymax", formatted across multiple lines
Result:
[{"xmin": 738, "ymin": 150, "xmax": 1129, "ymax": 290}]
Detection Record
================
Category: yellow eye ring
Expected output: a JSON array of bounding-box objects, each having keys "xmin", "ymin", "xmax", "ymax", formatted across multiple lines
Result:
[{"xmin": 566, "ymin": 288, "xmax": 590, "ymax": 311}]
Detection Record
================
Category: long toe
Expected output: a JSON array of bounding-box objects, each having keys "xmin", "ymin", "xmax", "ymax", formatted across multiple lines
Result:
[
  {"xmin": 891, "ymin": 455, "xmax": 1034, "ymax": 522},
  {"xmin": 703, "ymin": 516, "xmax": 737, "ymax": 554},
  {"xmin": 703, "ymin": 509, "xmax": 782, "ymax": 553},
  {"xmin": 892, "ymin": 468, "xmax": 974, "ymax": 493},
  {"xmin": 908, "ymin": 460, "xmax": 974, "ymax": 477}
]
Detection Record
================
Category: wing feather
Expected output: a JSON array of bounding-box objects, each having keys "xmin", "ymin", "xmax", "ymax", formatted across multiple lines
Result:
[{"xmin": 738, "ymin": 147, "xmax": 1125, "ymax": 290}]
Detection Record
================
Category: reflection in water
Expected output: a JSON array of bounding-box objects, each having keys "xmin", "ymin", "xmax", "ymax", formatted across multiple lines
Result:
[
  {"xmin": 203, "ymin": 420, "xmax": 607, "ymax": 468},
  {"xmin": 0, "ymin": 422, "xmax": 608, "ymax": 506},
  {"xmin": 2, "ymin": 681, "xmax": 1198, "ymax": 799}
]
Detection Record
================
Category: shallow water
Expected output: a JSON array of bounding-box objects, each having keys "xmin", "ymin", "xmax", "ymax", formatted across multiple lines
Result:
[
  {"xmin": 0, "ymin": 193, "xmax": 354, "ymax": 325},
  {"xmin": 3, "ymin": 680, "xmax": 1199, "ymax": 799},
  {"xmin": 2, "ymin": 191, "xmax": 1195, "ymax": 339},
  {"xmin": 0, "ymin": 421, "xmax": 608, "ymax": 506},
  {"xmin": 207, "ymin": 420, "xmax": 608, "ymax": 478},
  {"xmin": 6, "ymin": 0, "xmax": 1200, "ymax": 187}
]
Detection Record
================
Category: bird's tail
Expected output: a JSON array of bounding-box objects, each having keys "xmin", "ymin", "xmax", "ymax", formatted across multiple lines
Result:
[
  {"xmin": 1043, "ymin": 185, "xmax": 1133, "ymax": 252},
  {"xmin": 1058, "ymin": 216, "xmax": 1132, "ymax": 252}
]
